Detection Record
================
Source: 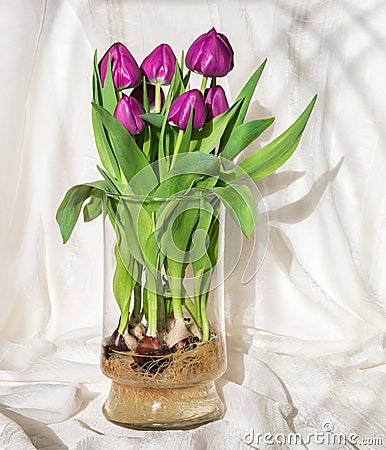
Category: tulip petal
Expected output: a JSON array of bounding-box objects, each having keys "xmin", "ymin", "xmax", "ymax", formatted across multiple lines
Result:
[
  {"xmin": 205, "ymin": 86, "xmax": 229, "ymax": 121},
  {"xmin": 141, "ymin": 44, "xmax": 177, "ymax": 85},
  {"xmin": 168, "ymin": 89, "xmax": 206, "ymax": 130},
  {"xmin": 99, "ymin": 42, "xmax": 141, "ymax": 90},
  {"xmin": 114, "ymin": 95, "xmax": 145, "ymax": 134},
  {"xmin": 186, "ymin": 28, "xmax": 234, "ymax": 78}
]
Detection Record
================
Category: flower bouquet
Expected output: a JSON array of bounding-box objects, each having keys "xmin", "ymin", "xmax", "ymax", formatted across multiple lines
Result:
[{"xmin": 56, "ymin": 28, "xmax": 315, "ymax": 429}]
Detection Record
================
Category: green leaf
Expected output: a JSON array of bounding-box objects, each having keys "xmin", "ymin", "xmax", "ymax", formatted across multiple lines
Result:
[
  {"xmin": 183, "ymin": 71, "xmax": 191, "ymax": 88},
  {"xmin": 56, "ymin": 185, "xmax": 92, "ymax": 244},
  {"xmin": 91, "ymin": 52, "xmax": 121, "ymax": 178},
  {"xmin": 212, "ymin": 184, "xmax": 256, "ymax": 239},
  {"xmin": 234, "ymin": 59, "xmax": 267, "ymax": 125},
  {"xmin": 171, "ymin": 60, "xmax": 185, "ymax": 98},
  {"xmin": 138, "ymin": 208, "xmax": 158, "ymax": 268},
  {"xmin": 219, "ymin": 59, "xmax": 267, "ymax": 151},
  {"xmin": 92, "ymin": 104, "xmax": 156, "ymax": 193},
  {"xmin": 154, "ymin": 153, "xmax": 219, "ymax": 198},
  {"xmin": 161, "ymin": 59, "xmax": 182, "ymax": 115},
  {"xmin": 179, "ymin": 109, "xmax": 194, "ymax": 154},
  {"xmin": 83, "ymin": 189, "xmax": 102, "ymax": 222},
  {"xmin": 142, "ymin": 76, "xmax": 149, "ymax": 113},
  {"xmin": 92, "ymin": 50, "xmax": 102, "ymax": 104},
  {"xmin": 56, "ymin": 180, "xmax": 114, "ymax": 243},
  {"xmin": 161, "ymin": 199, "xmax": 200, "ymax": 278},
  {"xmin": 220, "ymin": 117, "xmax": 275, "ymax": 161},
  {"xmin": 97, "ymin": 166, "xmax": 125, "ymax": 193},
  {"xmin": 195, "ymin": 176, "xmax": 219, "ymax": 189},
  {"xmin": 115, "ymin": 200, "xmax": 158, "ymax": 275},
  {"xmin": 101, "ymin": 57, "xmax": 118, "ymax": 115},
  {"xmin": 239, "ymin": 96, "xmax": 317, "ymax": 180},
  {"xmin": 207, "ymin": 213, "xmax": 220, "ymax": 266},
  {"xmin": 142, "ymin": 126, "xmax": 152, "ymax": 160},
  {"xmin": 191, "ymin": 199, "xmax": 215, "ymax": 274},
  {"xmin": 113, "ymin": 246, "xmax": 138, "ymax": 334},
  {"xmin": 190, "ymin": 100, "xmax": 242, "ymax": 153},
  {"xmin": 91, "ymin": 107, "xmax": 120, "ymax": 178},
  {"xmin": 140, "ymin": 113, "xmax": 164, "ymax": 129}
]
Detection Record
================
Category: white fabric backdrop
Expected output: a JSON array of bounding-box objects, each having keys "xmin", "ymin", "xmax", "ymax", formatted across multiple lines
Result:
[{"xmin": 0, "ymin": 0, "xmax": 385, "ymax": 448}]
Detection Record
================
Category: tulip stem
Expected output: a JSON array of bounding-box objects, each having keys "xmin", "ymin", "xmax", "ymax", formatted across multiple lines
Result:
[
  {"xmin": 170, "ymin": 129, "xmax": 184, "ymax": 169},
  {"xmin": 147, "ymin": 289, "xmax": 158, "ymax": 337},
  {"xmin": 200, "ymin": 76, "xmax": 208, "ymax": 94},
  {"xmin": 155, "ymin": 84, "xmax": 161, "ymax": 113},
  {"xmin": 133, "ymin": 281, "xmax": 142, "ymax": 317}
]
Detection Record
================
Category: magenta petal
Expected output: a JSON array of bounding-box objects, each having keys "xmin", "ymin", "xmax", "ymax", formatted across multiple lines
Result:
[
  {"xmin": 99, "ymin": 42, "xmax": 142, "ymax": 90},
  {"xmin": 205, "ymin": 86, "xmax": 229, "ymax": 121},
  {"xmin": 186, "ymin": 28, "xmax": 234, "ymax": 78},
  {"xmin": 141, "ymin": 44, "xmax": 177, "ymax": 85},
  {"xmin": 168, "ymin": 89, "xmax": 206, "ymax": 130},
  {"xmin": 114, "ymin": 95, "xmax": 145, "ymax": 134}
]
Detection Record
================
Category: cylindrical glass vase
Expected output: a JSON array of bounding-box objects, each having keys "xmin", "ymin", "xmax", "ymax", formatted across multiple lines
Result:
[{"xmin": 100, "ymin": 191, "xmax": 227, "ymax": 430}]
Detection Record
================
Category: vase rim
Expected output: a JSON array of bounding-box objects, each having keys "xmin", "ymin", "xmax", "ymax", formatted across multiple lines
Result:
[{"xmin": 103, "ymin": 191, "xmax": 218, "ymax": 203}]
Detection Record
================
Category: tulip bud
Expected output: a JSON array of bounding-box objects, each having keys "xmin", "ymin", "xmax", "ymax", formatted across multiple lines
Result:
[
  {"xmin": 114, "ymin": 95, "xmax": 145, "ymax": 134},
  {"xmin": 168, "ymin": 89, "xmax": 206, "ymax": 130},
  {"xmin": 141, "ymin": 44, "xmax": 177, "ymax": 86},
  {"xmin": 205, "ymin": 86, "xmax": 229, "ymax": 121},
  {"xmin": 131, "ymin": 83, "xmax": 165, "ymax": 112},
  {"xmin": 99, "ymin": 42, "xmax": 141, "ymax": 90},
  {"xmin": 186, "ymin": 28, "xmax": 234, "ymax": 78}
]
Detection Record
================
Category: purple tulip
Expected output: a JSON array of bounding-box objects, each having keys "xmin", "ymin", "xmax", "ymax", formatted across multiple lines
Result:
[
  {"xmin": 99, "ymin": 42, "xmax": 141, "ymax": 90},
  {"xmin": 205, "ymin": 86, "xmax": 229, "ymax": 121},
  {"xmin": 131, "ymin": 83, "xmax": 165, "ymax": 112},
  {"xmin": 168, "ymin": 89, "xmax": 206, "ymax": 130},
  {"xmin": 186, "ymin": 28, "xmax": 234, "ymax": 78},
  {"xmin": 114, "ymin": 95, "xmax": 145, "ymax": 134},
  {"xmin": 141, "ymin": 44, "xmax": 177, "ymax": 85}
]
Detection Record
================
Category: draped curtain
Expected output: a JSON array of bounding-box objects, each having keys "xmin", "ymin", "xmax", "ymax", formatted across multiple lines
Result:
[{"xmin": 0, "ymin": 1, "xmax": 385, "ymax": 448}]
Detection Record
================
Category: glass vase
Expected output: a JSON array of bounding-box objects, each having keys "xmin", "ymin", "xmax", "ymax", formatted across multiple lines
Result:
[{"xmin": 100, "ymin": 191, "xmax": 227, "ymax": 430}]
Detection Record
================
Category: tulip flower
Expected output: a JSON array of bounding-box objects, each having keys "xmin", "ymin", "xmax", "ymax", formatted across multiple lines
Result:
[
  {"xmin": 131, "ymin": 83, "xmax": 165, "ymax": 112},
  {"xmin": 186, "ymin": 28, "xmax": 234, "ymax": 78},
  {"xmin": 141, "ymin": 44, "xmax": 177, "ymax": 86},
  {"xmin": 114, "ymin": 95, "xmax": 145, "ymax": 134},
  {"xmin": 168, "ymin": 89, "xmax": 206, "ymax": 130},
  {"xmin": 99, "ymin": 42, "xmax": 142, "ymax": 90},
  {"xmin": 205, "ymin": 86, "xmax": 229, "ymax": 121}
]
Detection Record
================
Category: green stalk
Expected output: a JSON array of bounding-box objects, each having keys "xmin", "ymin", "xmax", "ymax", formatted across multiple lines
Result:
[
  {"xmin": 157, "ymin": 294, "xmax": 166, "ymax": 331},
  {"xmin": 172, "ymin": 297, "xmax": 184, "ymax": 319},
  {"xmin": 200, "ymin": 76, "xmax": 208, "ymax": 94},
  {"xmin": 199, "ymin": 271, "xmax": 213, "ymax": 341},
  {"xmin": 156, "ymin": 255, "xmax": 166, "ymax": 331},
  {"xmin": 169, "ymin": 274, "xmax": 184, "ymax": 319},
  {"xmin": 183, "ymin": 295, "xmax": 198, "ymax": 325},
  {"xmin": 200, "ymin": 292, "xmax": 210, "ymax": 341},
  {"xmin": 155, "ymin": 83, "xmax": 161, "ymax": 113},
  {"xmin": 133, "ymin": 282, "xmax": 142, "ymax": 317},
  {"xmin": 116, "ymin": 90, "xmax": 123, "ymax": 101},
  {"xmin": 147, "ymin": 287, "xmax": 158, "ymax": 337},
  {"xmin": 193, "ymin": 276, "xmax": 203, "ymax": 330},
  {"xmin": 170, "ymin": 129, "xmax": 184, "ymax": 169}
]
